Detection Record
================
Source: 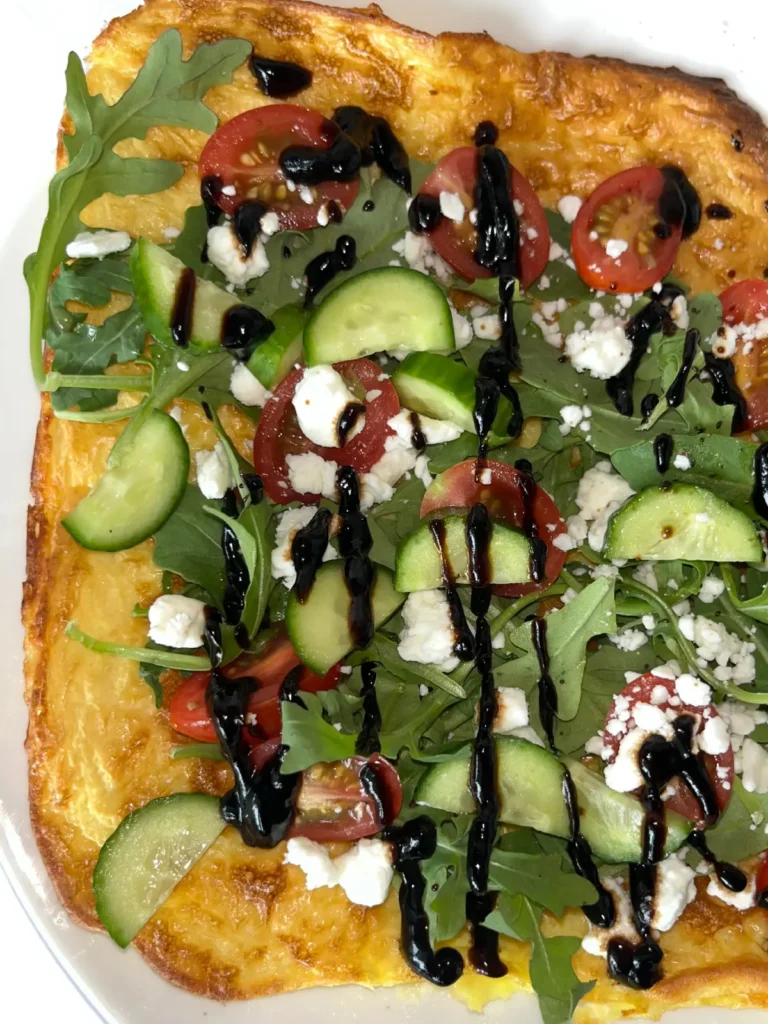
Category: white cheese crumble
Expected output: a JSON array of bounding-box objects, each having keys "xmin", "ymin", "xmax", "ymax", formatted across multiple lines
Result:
[
  {"xmin": 741, "ymin": 738, "xmax": 768, "ymax": 793},
  {"xmin": 673, "ymin": 453, "xmax": 691, "ymax": 471},
  {"xmin": 558, "ymin": 403, "xmax": 591, "ymax": 435},
  {"xmin": 439, "ymin": 191, "xmax": 466, "ymax": 223},
  {"xmin": 633, "ymin": 562, "xmax": 658, "ymax": 592},
  {"xmin": 609, "ymin": 629, "xmax": 648, "ymax": 652},
  {"xmin": 284, "ymin": 837, "xmax": 340, "ymax": 889},
  {"xmin": 582, "ymin": 877, "xmax": 638, "ymax": 957},
  {"xmin": 670, "ymin": 295, "xmax": 689, "ymax": 330},
  {"xmin": 698, "ymin": 575, "xmax": 725, "ymax": 604},
  {"xmin": 260, "ymin": 211, "xmax": 280, "ymax": 236},
  {"xmin": 230, "ymin": 363, "xmax": 271, "ymax": 407},
  {"xmin": 605, "ymin": 238, "xmax": 629, "ymax": 260},
  {"xmin": 286, "ymin": 452, "xmax": 339, "ymax": 500},
  {"xmin": 706, "ymin": 873, "xmax": 756, "ymax": 911},
  {"xmin": 392, "ymin": 231, "xmax": 451, "ymax": 282},
  {"xmin": 493, "ymin": 688, "xmax": 529, "ymax": 734},
  {"xmin": 292, "ymin": 365, "xmax": 365, "ymax": 448},
  {"xmin": 564, "ymin": 316, "xmax": 633, "ymax": 380},
  {"xmin": 332, "ymin": 839, "xmax": 395, "ymax": 907},
  {"xmin": 574, "ymin": 461, "xmax": 635, "ymax": 551},
  {"xmin": 398, "ymin": 590, "xmax": 465, "ymax": 672},
  {"xmin": 557, "ymin": 195, "xmax": 583, "ymax": 224},
  {"xmin": 195, "ymin": 442, "xmax": 234, "ymax": 500},
  {"xmin": 473, "ymin": 313, "xmax": 502, "ymax": 340},
  {"xmin": 271, "ymin": 507, "xmax": 337, "ymax": 589},
  {"xmin": 65, "ymin": 229, "xmax": 132, "ymax": 259},
  {"xmin": 206, "ymin": 221, "xmax": 270, "ymax": 287},
  {"xmin": 677, "ymin": 613, "xmax": 756, "ymax": 685},
  {"xmin": 387, "ymin": 410, "xmax": 461, "ymax": 446},
  {"xmin": 450, "ymin": 303, "xmax": 473, "ymax": 350},
  {"xmin": 699, "ymin": 716, "xmax": 730, "ymax": 756},
  {"xmin": 652, "ymin": 855, "xmax": 697, "ymax": 932},
  {"xmin": 674, "ymin": 673, "xmax": 712, "ymax": 707},
  {"xmin": 147, "ymin": 594, "xmax": 206, "ymax": 649}
]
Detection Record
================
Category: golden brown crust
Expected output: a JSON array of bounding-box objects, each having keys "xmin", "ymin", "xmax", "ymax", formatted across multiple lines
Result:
[{"xmin": 24, "ymin": 0, "xmax": 768, "ymax": 1017}]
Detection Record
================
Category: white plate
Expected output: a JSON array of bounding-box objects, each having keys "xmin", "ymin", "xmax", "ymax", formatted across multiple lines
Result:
[{"xmin": 3, "ymin": 1, "xmax": 768, "ymax": 1021}]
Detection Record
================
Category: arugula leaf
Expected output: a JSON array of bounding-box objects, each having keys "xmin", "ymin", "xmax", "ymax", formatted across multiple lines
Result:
[
  {"xmin": 138, "ymin": 658, "xmax": 165, "ymax": 708},
  {"xmin": 356, "ymin": 634, "xmax": 467, "ymax": 698},
  {"xmin": 706, "ymin": 777, "xmax": 768, "ymax": 860},
  {"xmin": 153, "ymin": 486, "xmax": 226, "ymax": 605},
  {"xmin": 496, "ymin": 578, "xmax": 616, "ymax": 720},
  {"xmin": 280, "ymin": 693, "xmax": 357, "ymax": 772},
  {"xmin": 688, "ymin": 291, "xmax": 723, "ymax": 342},
  {"xmin": 205, "ymin": 502, "xmax": 273, "ymax": 640},
  {"xmin": 722, "ymin": 565, "xmax": 768, "ymax": 625},
  {"xmin": 526, "ymin": 211, "xmax": 591, "ymax": 302},
  {"xmin": 27, "ymin": 30, "xmax": 251, "ymax": 387},
  {"xmin": 49, "ymin": 254, "xmax": 133, "ymax": 318},
  {"xmin": 612, "ymin": 433, "xmax": 756, "ymax": 512}
]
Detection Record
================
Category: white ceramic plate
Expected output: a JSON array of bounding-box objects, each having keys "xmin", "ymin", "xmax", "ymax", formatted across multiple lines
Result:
[{"xmin": 3, "ymin": 1, "xmax": 768, "ymax": 1021}]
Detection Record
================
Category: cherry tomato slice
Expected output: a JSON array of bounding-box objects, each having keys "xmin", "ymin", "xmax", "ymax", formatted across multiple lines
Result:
[
  {"xmin": 571, "ymin": 167, "xmax": 683, "ymax": 293},
  {"xmin": 420, "ymin": 458, "xmax": 567, "ymax": 596},
  {"xmin": 756, "ymin": 853, "xmax": 768, "ymax": 896},
  {"xmin": 253, "ymin": 357, "xmax": 401, "ymax": 503},
  {"xmin": 601, "ymin": 673, "xmax": 733, "ymax": 825},
  {"xmin": 418, "ymin": 147, "xmax": 550, "ymax": 288},
  {"xmin": 169, "ymin": 633, "xmax": 341, "ymax": 744},
  {"xmin": 199, "ymin": 104, "xmax": 359, "ymax": 231},
  {"xmin": 720, "ymin": 280, "xmax": 768, "ymax": 431}
]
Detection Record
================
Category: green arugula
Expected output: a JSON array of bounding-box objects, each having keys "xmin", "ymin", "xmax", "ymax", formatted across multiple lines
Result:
[
  {"xmin": 205, "ymin": 502, "xmax": 273, "ymax": 641},
  {"xmin": 706, "ymin": 778, "xmax": 768, "ymax": 860},
  {"xmin": 526, "ymin": 211, "xmax": 592, "ymax": 302},
  {"xmin": 27, "ymin": 30, "xmax": 251, "ymax": 387},
  {"xmin": 153, "ymin": 486, "xmax": 226, "ymax": 605},
  {"xmin": 722, "ymin": 565, "xmax": 768, "ymax": 625},
  {"xmin": 496, "ymin": 578, "xmax": 616, "ymax": 720},
  {"xmin": 280, "ymin": 693, "xmax": 357, "ymax": 772}
]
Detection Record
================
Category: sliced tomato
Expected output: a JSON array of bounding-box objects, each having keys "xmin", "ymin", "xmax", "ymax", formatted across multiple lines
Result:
[
  {"xmin": 756, "ymin": 853, "xmax": 768, "ymax": 896},
  {"xmin": 571, "ymin": 168, "xmax": 683, "ymax": 293},
  {"xmin": 720, "ymin": 281, "xmax": 768, "ymax": 431},
  {"xmin": 601, "ymin": 673, "xmax": 733, "ymax": 825},
  {"xmin": 254, "ymin": 357, "xmax": 400, "ymax": 503},
  {"xmin": 420, "ymin": 459, "xmax": 566, "ymax": 596},
  {"xmin": 169, "ymin": 634, "xmax": 341, "ymax": 744},
  {"xmin": 199, "ymin": 104, "xmax": 359, "ymax": 231},
  {"xmin": 418, "ymin": 147, "xmax": 550, "ymax": 288},
  {"xmin": 292, "ymin": 754, "xmax": 402, "ymax": 840}
]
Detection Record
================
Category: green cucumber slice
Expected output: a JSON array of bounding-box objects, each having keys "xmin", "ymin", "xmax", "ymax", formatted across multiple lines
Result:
[
  {"xmin": 246, "ymin": 304, "xmax": 307, "ymax": 388},
  {"xmin": 303, "ymin": 267, "xmax": 454, "ymax": 366},
  {"xmin": 394, "ymin": 514, "xmax": 531, "ymax": 592},
  {"xmin": 62, "ymin": 410, "xmax": 189, "ymax": 551},
  {"xmin": 391, "ymin": 352, "xmax": 515, "ymax": 443},
  {"xmin": 286, "ymin": 561, "xmax": 404, "ymax": 674},
  {"xmin": 131, "ymin": 238, "xmax": 241, "ymax": 350},
  {"xmin": 604, "ymin": 483, "xmax": 761, "ymax": 562},
  {"xmin": 414, "ymin": 738, "xmax": 691, "ymax": 863},
  {"xmin": 93, "ymin": 793, "xmax": 225, "ymax": 947}
]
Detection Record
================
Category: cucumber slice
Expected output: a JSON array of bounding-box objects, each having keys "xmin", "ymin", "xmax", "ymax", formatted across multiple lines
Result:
[
  {"xmin": 62, "ymin": 411, "xmax": 189, "ymax": 551},
  {"xmin": 303, "ymin": 267, "xmax": 454, "ymax": 366},
  {"xmin": 93, "ymin": 793, "xmax": 225, "ymax": 947},
  {"xmin": 414, "ymin": 738, "xmax": 691, "ymax": 863},
  {"xmin": 131, "ymin": 238, "xmax": 242, "ymax": 350},
  {"xmin": 604, "ymin": 483, "xmax": 762, "ymax": 562},
  {"xmin": 286, "ymin": 561, "xmax": 405, "ymax": 674},
  {"xmin": 394, "ymin": 514, "xmax": 531, "ymax": 592},
  {"xmin": 391, "ymin": 352, "xmax": 516, "ymax": 443},
  {"xmin": 246, "ymin": 304, "xmax": 307, "ymax": 388}
]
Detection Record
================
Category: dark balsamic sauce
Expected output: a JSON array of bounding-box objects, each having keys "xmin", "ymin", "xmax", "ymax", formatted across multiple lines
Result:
[
  {"xmin": 170, "ymin": 267, "xmax": 196, "ymax": 348},
  {"xmin": 303, "ymin": 235, "xmax": 356, "ymax": 306},
  {"xmin": 338, "ymin": 402, "xmax": 367, "ymax": 446},
  {"xmin": 753, "ymin": 443, "xmax": 768, "ymax": 520},
  {"xmin": 514, "ymin": 459, "xmax": 547, "ymax": 583},
  {"xmin": 243, "ymin": 473, "xmax": 264, "ymax": 503},
  {"xmin": 356, "ymin": 661, "xmax": 382, "ymax": 756},
  {"xmin": 609, "ymin": 299, "xmax": 669, "ymax": 416},
  {"xmin": 221, "ymin": 488, "xmax": 250, "ymax": 625},
  {"xmin": 641, "ymin": 393, "xmax": 660, "ymax": 420},
  {"xmin": 659, "ymin": 167, "xmax": 702, "ymax": 239},
  {"xmin": 474, "ymin": 121, "xmax": 499, "ymax": 146},
  {"xmin": 382, "ymin": 817, "xmax": 464, "ymax": 986},
  {"xmin": 336, "ymin": 466, "xmax": 375, "ymax": 649},
  {"xmin": 478, "ymin": 346, "xmax": 524, "ymax": 438},
  {"xmin": 408, "ymin": 411, "xmax": 427, "ymax": 452},
  {"xmin": 233, "ymin": 200, "xmax": 267, "ymax": 258},
  {"xmin": 665, "ymin": 328, "xmax": 699, "ymax": 408},
  {"xmin": 279, "ymin": 128, "xmax": 361, "ymax": 185},
  {"xmin": 363, "ymin": 199, "xmax": 375, "ymax": 213},
  {"xmin": 360, "ymin": 758, "xmax": 394, "ymax": 826},
  {"xmin": 248, "ymin": 54, "xmax": 312, "ymax": 97},
  {"xmin": 279, "ymin": 665, "xmax": 306, "ymax": 707},
  {"xmin": 201, "ymin": 175, "xmax": 224, "ymax": 228},
  {"xmin": 703, "ymin": 352, "xmax": 747, "ymax": 433},
  {"xmin": 687, "ymin": 830, "xmax": 747, "ymax": 891},
  {"xmin": 408, "ymin": 193, "xmax": 443, "ymax": 234},
  {"xmin": 653, "ymin": 433, "xmax": 673, "ymax": 474},
  {"xmin": 428, "ymin": 519, "xmax": 475, "ymax": 662},
  {"xmin": 473, "ymin": 377, "xmax": 501, "ymax": 467},
  {"xmin": 327, "ymin": 200, "xmax": 343, "ymax": 224},
  {"xmin": 291, "ymin": 507, "xmax": 333, "ymax": 603},
  {"xmin": 705, "ymin": 202, "xmax": 733, "ymax": 220},
  {"xmin": 332, "ymin": 106, "xmax": 412, "ymax": 193},
  {"xmin": 221, "ymin": 305, "xmax": 275, "ymax": 360},
  {"xmin": 204, "ymin": 614, "xmax": 301, "ymax": 847}
]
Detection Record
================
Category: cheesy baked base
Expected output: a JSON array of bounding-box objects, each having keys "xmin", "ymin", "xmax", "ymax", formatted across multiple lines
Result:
[{"xmin": 22, "ymin": 0, "xmax": 768, "ymax": 1018}]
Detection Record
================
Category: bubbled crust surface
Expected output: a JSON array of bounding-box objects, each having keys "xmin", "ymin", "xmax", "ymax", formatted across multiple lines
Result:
[{"xmin": 24, "ymin": 0, "xmax": 768, "ymax": 1016}]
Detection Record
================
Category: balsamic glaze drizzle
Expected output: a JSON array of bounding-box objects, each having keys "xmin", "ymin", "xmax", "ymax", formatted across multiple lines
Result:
[
  {"xmin": 279, "ymin": 124, "xmax": 361, "ymax": 185},
  {"xmin": 338, "ymin": 402, "xmax": 367, "ymax": 446},
  {"xmin": 514, "ymin": 459, "xmax": 547, "ymax": 583},
  {"xmin": 170, "ymin": 267, "xmax": 196, "ymax": 348},
  {"xmin": 658, "ymin": 167, "xmax": 702, "ymax": 239},
  {"xmin": 687, "ymin": 830, "xmax": 747, "ymax": 892},
  {"xmin": 204, "ymin": 614, "xmax": 301, "ymax": 847},
  {"xmin": 408, "ymin": 193, "xmax": 443, "ymax": 234},
  {"xmin": 303, "ymin": 235, "xmax": 356, "ymax": 306},
  {"xmin": 473, "ymin": 377, "xmax": 501, "ymax": 467},
  {"xmin": 705, "ymin": 202, "xmax": 733, "ymax": 220},
  {"xmin": 665, "ymin": 328, "xmax": 699, "ymax": 408},
  {"xmin": 291, "ymin": 507, "xmax": 333, "ymax": 603},
  {"xmin": 248, "ymin": 54, "xmax": 312, "ymax": 97},
  {"xmin": 703, "ymin": 352, "xmax": 747, "ymax": 433},
  {"xmin": 279, "ymin": 665, "xmax": 307, "ymax": 707},
  {"xmin": 201, "ymin": 175, "xmax": 224, "ymax": 228},
  {"xmin": 753, "ymin": 443, "xmax": 768, "ymax": 521},
  {"xmin": 221, "ymin": 488, "xmax": 250, "ymax": 625},
  {"xmin": 336, "ymin": 466, "xmax": 375, "ymax": 649},
  {"xmin": 233, "ymin": 200, "xmax": 267, "ymax": 258},
  {"xmin": 221, "ymin": 305, "xmax": 275, "ymax": 361},
  {"xmin": 653, "ymin": 433, "xmax": 673, "ymax": 474},
  {"xmin": 332, "ymin": 106, "xmax": 412, "ymax": 193},
  {"xmin": 640, "ymin": 393, "xmax": 660, "ymax": 420},
  {"xmin": 609, "ymin": 299, "xmax": 669, "ymax": 416},
  {"xmin": 356, "ymin": 661, "xmax": 382, "ymax": 756},
  {"xmin": 474, "ymin": 121, "xmax": 499, "ymax": 147},
  {"xmin": 428, "ymin": 519, "xmax": 476, "ymax": 662},
  {"xmin": 382, "ymin": 817, "xmax": 464, "ymax": 986},
  {"xmin": 408, "ymin": 411, "xmax": 427, "ymax": 452}
]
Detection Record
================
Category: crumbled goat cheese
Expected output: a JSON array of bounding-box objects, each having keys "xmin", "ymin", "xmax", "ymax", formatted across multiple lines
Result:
[
  {"xmin": 473, "ymin": 313, "xmax": 502, "ymax": 340},
  {"xmin": 564, "ymin": 316, "xmax": 633, "ymax": 379},
  {"xmin": 582, "ymin": 877, "xmax": 638, "ymax": 956},
  {"xmin": 557, "ymin": 195, "xmax": 583, "ymax": 223},
  {"xmin": 670, "ymin": 295, "xmax": 689, "ymax": 330},
  {"xmin": 316, "ymin": 203, "xmax": 330, "ymax": 227},
  {"xmin": 163, "ymin": 226, "xmax": 181, "ymax": 240},
  {"xmin": 260, "ymin": 211, "xmax": 280, "ymax": 236},
  {"xmin": 706, "ymin": 873, "xmax": 756, "ymax": 910},
  {"xmin": 230, "ymin": 363, "xmax": 271, "ymax": 407},
  {"xmin": 674, "ymin": 673, "xmax": 712, "ymax": 707},
  {"xmin": 398, "ymin": 590, "xmax": 466, "ymax": 672},
  {"xmin": 271, "ymin": 507, "xmax": 337, "ymax": 589},
  {"xmin": 439, "ymin": 191, "xmax": 466, "ymax": 223},
  {"xmin": 286, "ymin": 452, "xmax": 339, "ymax": 500},
  {"xmin": 633, "ymin": 562, "xmax": 658, "ymax": 592},
  {"xmin": 605, "ymin": 238, "xmax": 629, "ymax": 260},
  {"xmin": 387, "ymin": 410, "xmax": 461, "ymax": 447},
  {"xmin": 742, "ymin": 738, "xmax": 768, "ymax": 793},
  {"xmin": 493, "ymin": 688, "xmax": 529, "ymax": 734},
  {"xmin": 558, "ymin": 403, "xmax": 592, "ymax": 436},
  {"xmin": 195, "ymin": 442, "xmax": 234, "ymax": 500},
  {"xmin": 206, "ymin": 221, "xmax": 270, "ymax": 287},
  {"xmin": 479, "ymin": 467, "xmax": 493, "ymax": 485},
  {"xmin": 676, "ymin": 614, "xmax": 756, "ymax": 685},
  {"xmin": 450, "ymin": 303, "xmax": 473, "ymax": 350},
  {"xmin": 65, "ymin": 229, "xmax": 132, "ymax": 259},
  {"xmin": 609, "ymin": 629, "xmax": 648, "ymax": 652},
  {"xmin": 284, "ymin": 838, "xmax": 339, "ymax": 889},
  {"xmin": 147, "ymin": 594, "xmax": 206, "ymax": 649},
  {"xmin": 392, "ymin": 231, "xmax": 452, "ymax": 282},
  {"xmin": 699, "ymin": 716, "xmax": 730, "ymax": 756},
  {"xmin": 292, "ymin": 365, "xmax": 365, "ymax": 447},
  {"xmin": 652, "ymin": 855, "xmax": 697, "ymax": 932},
  {"xmin": 574, "ymin": 461, "xmax": 635, "ymax": 551},
  {"xmin": 553, "ymin": 513, "xmax": 589, "ymax": 552},
  {"xmin": 549, "ymin": 241, "xmax": 567, "ymax": 261},
  {"xmin": 698, "ymin": 575, "xmax": 725, "ymax": 604},
  {"xmin": 591, "ymin": 564, "xmax": 620, "ymax": 580},
  {"xmin": 333, "ymin": 839, "xmax": 394, "ymax": 907},
  {"xmin": 673, "ymin": 453, "xmax": 691, "ymax": 470}
]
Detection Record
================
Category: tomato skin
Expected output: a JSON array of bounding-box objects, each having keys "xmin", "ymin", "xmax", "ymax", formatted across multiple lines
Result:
[
  {"xmin": 720, "ymin": 280, "xmax": 768, "ymax": 431},
  {"xmin": 253, "ymin": 358, "xmax": 401, "ymax": 503},
  {"xmin": 420, "ymin": 459, "xmax": 567, "ymax": 596},
  {"xmin": 601, "ymin": 673, "xmax": 733, "ymax": 825},
  {"xmin": 720, "ymin": 280, "xmax": 768, "ymax": 326},
  {"xmin": 418, "ymin": 147, "xmax": 550, "ymax": 288},
  {"xmin": 756, "ymin": 854, "xmax": 768, "ymax": 896},
  {"xmin": 199, "ymin": 105, "xmax": 359, "ymax": 231},
  {"xmin": 571, "ymin": 167, "xmax": 683, "ymax": 293},
  {"xmin": 169, "ymin": 635, "xmax": 342, "ymax": 744}
]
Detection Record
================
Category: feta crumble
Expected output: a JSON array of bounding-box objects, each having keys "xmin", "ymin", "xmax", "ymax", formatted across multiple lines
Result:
[
  {"xmin": 66, "ymin": 229, "xmax": 132, "ymax": 259},
  {"xmin": 195, "ymin": 442, "xmax": 234, "ymax": 500},
  {"xmin": 564, "ymin": 316, "xmax": 633, "ymax": 380},
  {"xmin": 206, "ymin": 221, "xmax": 270, "ymax": 287},
  {"xmin": 292, "ymin": 365, "xmax": 365, "ymax": 447},
  {"xmin": 230, "ymin": 363, "xmax": 271, "ymax": 407},
  {"xmin": 439, "ymin": 191, "xmax": 466, "ymax": 223},
  {"xmin": 271, "ymin": 507, "xmax": 337, "ymax": 589},
  {"xmin": 557, "ymin": 195, "xmax": 583, "ymax": 224},
  {"xmin": 398, "ymin": 590, "xmax": 465, "ymax": 672},
  {"xmin": 147, "ymin": 594, "xmax": 206, "ymax": 649}
]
